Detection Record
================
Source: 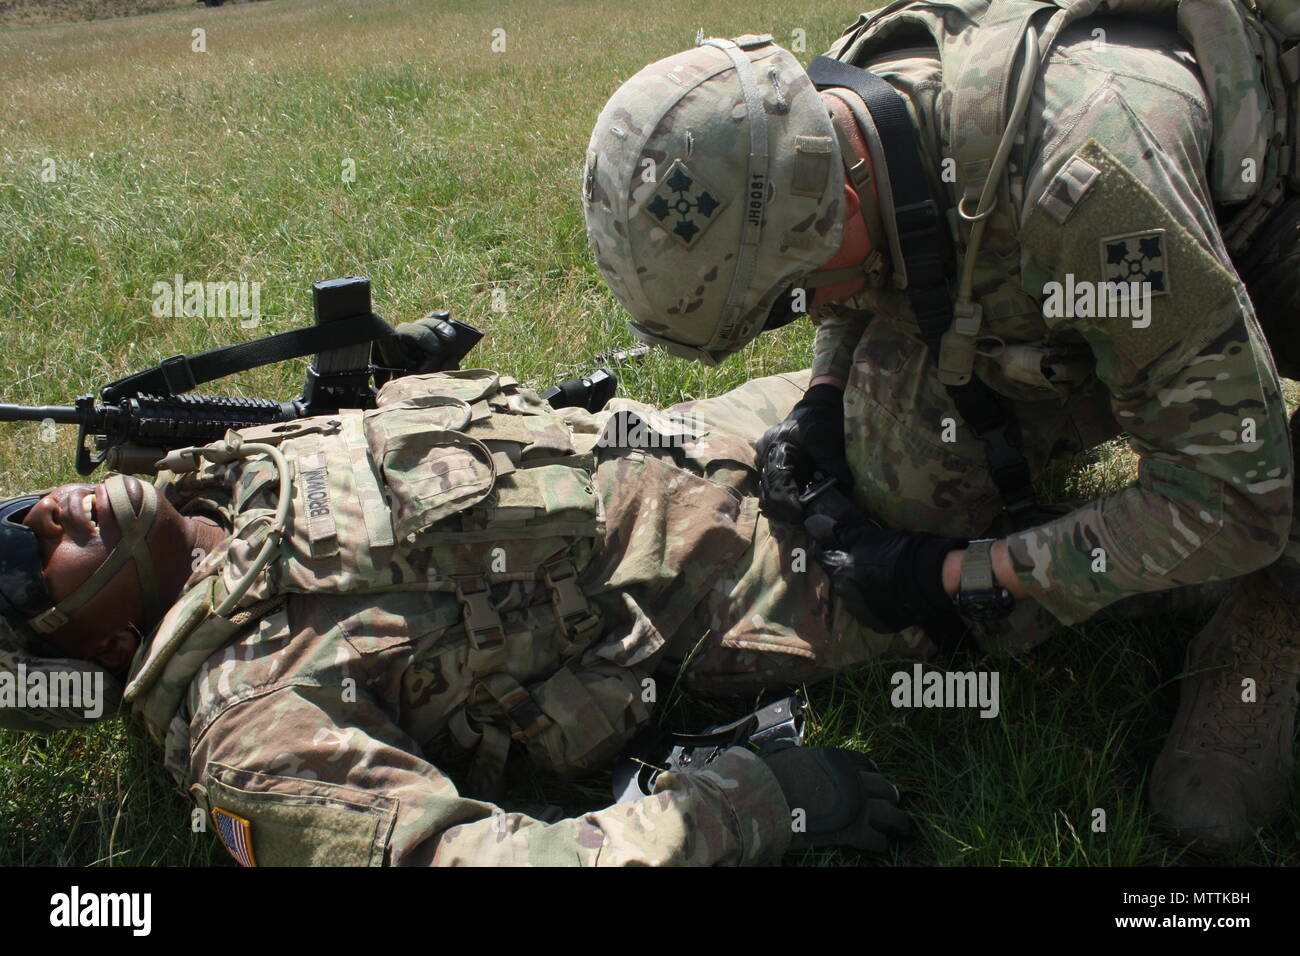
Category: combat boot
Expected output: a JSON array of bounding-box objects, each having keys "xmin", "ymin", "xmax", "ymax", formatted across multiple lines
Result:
[{"xmin": 1149, "ymin": 570, "xmax": 1300, "ymax": 855}]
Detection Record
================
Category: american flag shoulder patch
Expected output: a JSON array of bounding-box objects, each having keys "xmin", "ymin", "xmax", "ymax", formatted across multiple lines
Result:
[{"xmin": 212, "ymin": 807, "xmax": 257, "ymax": 867}]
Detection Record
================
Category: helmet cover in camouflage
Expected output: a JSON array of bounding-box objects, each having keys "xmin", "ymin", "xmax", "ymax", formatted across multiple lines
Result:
[
  {"xmin": 582, "ymin": 35, "xmax": 845, "ymax": 365},
  {"xmin": 0, "ymin": 614, "xmax": 122, "ymax": 732}
]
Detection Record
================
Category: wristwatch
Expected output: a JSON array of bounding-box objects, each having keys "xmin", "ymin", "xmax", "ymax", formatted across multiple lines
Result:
[{"xmin": 954, "ymin": 539, "xmax": 1015, "ymax": 622}]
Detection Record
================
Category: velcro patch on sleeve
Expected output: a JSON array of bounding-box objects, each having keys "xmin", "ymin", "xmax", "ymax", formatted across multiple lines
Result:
[
  {"xmin": 791, "ymin": 134, "xmax": 834, "ymax": 198},
  {"xmin": 205, "ymin": 762, "xmax": 398, "ymax": 866},
  {"xmin": 1037, "ymin": 154, "xmax": 1100, "ymax": 225},
  {"xmin": 1019, "ymin": 138, "xmax": 1238, "ymax": 376}
]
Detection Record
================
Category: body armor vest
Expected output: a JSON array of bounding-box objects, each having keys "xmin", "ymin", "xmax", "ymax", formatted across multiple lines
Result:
[{"xmin": 126, "ymin": 370, "xmax": 606, "ymax": 789}]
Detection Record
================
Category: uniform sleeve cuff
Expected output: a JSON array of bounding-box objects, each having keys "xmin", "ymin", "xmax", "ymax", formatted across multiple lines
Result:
[
  {"xmin": 1006, "ymin": 530, "xmax": 1093, "ymax": 626},
  {"xmin": 654, "ymin": 746, "xmax": 792, "ymax": 864}
]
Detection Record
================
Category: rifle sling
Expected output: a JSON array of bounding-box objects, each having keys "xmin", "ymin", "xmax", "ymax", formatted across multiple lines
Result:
[
  {"xmin": 100, "ymin": 312, "xmax": 395, "ymax": 402},
  {"xmin": 806, "ymin": 56, "xmax": 1038, "ymax": 526}
]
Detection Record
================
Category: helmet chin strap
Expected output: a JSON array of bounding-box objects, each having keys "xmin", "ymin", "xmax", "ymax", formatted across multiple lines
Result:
[{"xmin": 28, "ymin": 474, "xmax": 162, "ymax": 637}]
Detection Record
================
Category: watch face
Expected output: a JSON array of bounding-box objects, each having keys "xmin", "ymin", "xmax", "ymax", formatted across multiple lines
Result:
[{"xmin": 956, "ymin": 588, "xmax": 1015, "ymax": 622}]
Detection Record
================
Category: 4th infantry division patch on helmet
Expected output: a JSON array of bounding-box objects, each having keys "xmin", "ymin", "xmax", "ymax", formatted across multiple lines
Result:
[
  {"xmin": 644, "ymin": 160, "xmax": 726, "ymax": 247},
  {"xmin": 582, "ymin": 35, "xmax": 845, "ymax": 365}
]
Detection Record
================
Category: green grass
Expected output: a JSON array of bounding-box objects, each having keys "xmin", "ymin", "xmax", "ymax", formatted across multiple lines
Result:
[{"xmin": 1, "ymin": 0, "xmax": 1297, "ymax": 867}]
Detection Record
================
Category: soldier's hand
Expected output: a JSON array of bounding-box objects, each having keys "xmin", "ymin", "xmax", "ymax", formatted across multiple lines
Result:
[
  {"xmin": 804, "ymin": 487, "xmax": 963, "ymax": 634},
  {"xmin": 760, "ymin": 746, "xmax": 913, "ymax": 853},
  {"xmin": 376, "ymin": 315, "xmax": 461, "ymax": 373},
  {"xmin": 756, "ymin": 383, "xmax": 854, "ymax": 524}
]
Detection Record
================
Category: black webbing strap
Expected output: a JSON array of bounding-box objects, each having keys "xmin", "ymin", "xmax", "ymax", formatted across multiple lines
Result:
[
  {"xmin": 806, "ymin": 56, "xmax": 1038, "ymax": 525},
  {"xmin": 100, "ymin": 312, "xmax": 394, "ymax": 402}
]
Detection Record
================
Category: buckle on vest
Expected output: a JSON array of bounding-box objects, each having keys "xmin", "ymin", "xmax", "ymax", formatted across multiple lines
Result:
[
  {"xmin": 862, "ymin": 248, "xmax": 888, "ymax": 289},
  {"xmin": 28, "ymin": 606, "xmax": 69, "ymax": 635},
  {"xmin": 938, "ymin": 301, "xmax": 982, "ymax": 387},
  {"xmin": 544, "ymin": 560, "xmax": 600, "ymax": 642},
  {"xmin": 455, "ymin": 577, "xmax": 504, "ymax": 651}
]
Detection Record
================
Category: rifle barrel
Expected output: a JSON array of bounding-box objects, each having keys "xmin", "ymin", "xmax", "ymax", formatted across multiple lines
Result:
[{"xmin": 0, "ymin": 404, "xmax": 83, "ymax": 424}]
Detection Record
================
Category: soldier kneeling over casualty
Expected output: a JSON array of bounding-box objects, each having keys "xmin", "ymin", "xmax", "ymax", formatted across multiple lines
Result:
[
  {"xmin": 581, "ymin": 0, "xmax": 1300, "ymax": 856},
  {"xmin": 0, "ymin": 368, "xmax": 921, "ymax": 866}
]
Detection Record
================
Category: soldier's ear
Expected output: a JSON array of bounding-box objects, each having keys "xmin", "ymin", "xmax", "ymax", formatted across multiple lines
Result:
[
  {"xmin": 89, "ymin": 628, "xmax": 137, "ymax": 672},
  {"xmin": 844, "ymin": 179, "xmax": 861, "ymax": 219}
]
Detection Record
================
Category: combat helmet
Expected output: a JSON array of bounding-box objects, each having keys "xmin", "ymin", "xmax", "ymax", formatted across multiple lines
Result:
[{"xmin": 582, "ymin": 36, "xmax": 850, "ymax": 365}]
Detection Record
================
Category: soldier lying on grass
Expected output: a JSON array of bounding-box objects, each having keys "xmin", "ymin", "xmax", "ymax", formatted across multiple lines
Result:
[{"xmin": 0, "ymin": 368, "xmax": 925, "ymax": 866}]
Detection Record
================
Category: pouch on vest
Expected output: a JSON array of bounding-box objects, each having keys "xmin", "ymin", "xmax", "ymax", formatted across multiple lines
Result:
[
  {"xmin": 483, "ymin": 664, "xmax": 650, "ymax": 778},
  {"xmin": 363, "ymin": 373, "xmax": 605, "ymax": 703},
  {"xmin": 364, "ymin": 372, "xmax": 601, "ymax": 585}
]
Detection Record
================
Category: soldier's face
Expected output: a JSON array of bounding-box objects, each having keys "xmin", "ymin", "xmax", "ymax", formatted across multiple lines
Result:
[
  {"xmin": 21, "ymin": 477, "xmax": 184, "ymax": 668},
  {"xmin": 807, "ymin": 91, "xmax": 877, "ymax": 310},
  {"xmin": 809, "ymin": 178, "xmax": 873, "ymax": 311}
]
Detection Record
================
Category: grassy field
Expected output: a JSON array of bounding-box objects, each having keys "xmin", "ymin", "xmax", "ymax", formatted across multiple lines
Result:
[
  {"xmin": 1, "ymin": 0, "xmax": 1296, "ymax": 867},
  {"xmin": 0, "ymin": 0, "xmax": 193, "ymax": 28}
]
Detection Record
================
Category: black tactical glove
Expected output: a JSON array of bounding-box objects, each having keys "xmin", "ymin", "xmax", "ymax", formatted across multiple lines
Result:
[
  {"xmin": 756, "ymin": 383, "xmax": 854, "ymax": 525},
  {"xmin": 804, "ymin": 487, "xmax": 964, "ymax": 634},
  {"xmin": 761, "ymin": 746, "xmax": 913, "ymax": 853},
  {"xmin": 375, "ymin": 315, "xmax": 462, "ymax": 374}
]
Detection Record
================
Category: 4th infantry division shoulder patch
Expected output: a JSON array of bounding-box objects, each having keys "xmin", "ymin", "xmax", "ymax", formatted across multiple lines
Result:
[
  {"xmin": 212, "ymin": 807, "xmax": 257, "ymax": 867},
  {"xmin": 1100, "ymin": 229, "xmax": 1169, "ymax": 295}
]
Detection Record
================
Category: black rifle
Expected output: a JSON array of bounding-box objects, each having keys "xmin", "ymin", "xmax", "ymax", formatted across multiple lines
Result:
[{"xmin": 0, "ymin": 276, "xmax": 482, "ymax": 475}]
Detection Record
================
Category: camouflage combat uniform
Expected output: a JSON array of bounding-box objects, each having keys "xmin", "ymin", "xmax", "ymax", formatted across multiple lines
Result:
[
  {"xmin": 118, "ymin": 368, "xmax": 904, "ymax": 866},
  {"xmin": 812, "ymin": 6, "xmax": 1293, "ymax": 637}
]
